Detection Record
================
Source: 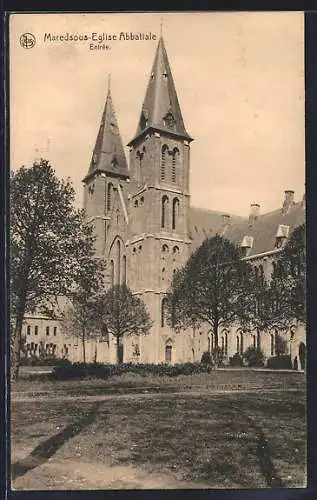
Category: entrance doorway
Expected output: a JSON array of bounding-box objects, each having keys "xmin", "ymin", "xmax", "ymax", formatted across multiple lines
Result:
[{"xmin": 165, "ymin": 345, "xmax": 172, "ymax": 364}]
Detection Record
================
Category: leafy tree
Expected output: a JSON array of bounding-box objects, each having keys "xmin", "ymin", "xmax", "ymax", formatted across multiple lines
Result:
[
  {"xmin": 98, "ymin": 284, "xmax": 153, "ymax": 364},
  {"xmin": 268, "ymin": 223, "xmax": 306, "ymax": 329},
  {"xmin": 166, "ymin": 235, "xmax": 263, "ymax": 363},
  {"xmin": 10, "ymin": 159, "xmax": 100, "ymax": 379}
]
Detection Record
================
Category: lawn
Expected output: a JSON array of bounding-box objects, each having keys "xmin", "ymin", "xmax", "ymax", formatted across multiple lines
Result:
[{"xmin": 10, "ymin": 371, "xmax": 306, "ymax": 490}]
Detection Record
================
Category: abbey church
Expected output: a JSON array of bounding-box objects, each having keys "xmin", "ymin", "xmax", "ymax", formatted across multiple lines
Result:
[{"xmin": 23, "ymin": 35, "xmax": 306, "ymax": 369}]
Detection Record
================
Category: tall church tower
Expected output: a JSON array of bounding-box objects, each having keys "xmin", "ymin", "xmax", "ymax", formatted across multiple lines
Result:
[
  {"xmin": 127, "ymin": 36, "xmax": 194, "ymax": 363},
  {"xmin": 82, "ymin": 79, "xmax": 129, "ymax": 258}
]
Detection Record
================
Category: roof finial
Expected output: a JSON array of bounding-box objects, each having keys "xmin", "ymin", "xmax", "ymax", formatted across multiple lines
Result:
[
  {"xmin": 160, "ymin": 18, "xmax": 163, "ymax": 37},
  {"xmin": 107, "ymin": 73, "xmax": 111, "ymax": 94}
]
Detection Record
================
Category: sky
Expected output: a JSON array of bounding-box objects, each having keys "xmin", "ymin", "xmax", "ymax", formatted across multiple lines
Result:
[{"xmin": 10, "ymin": 12, "xmax": 305, "ymax": 216}]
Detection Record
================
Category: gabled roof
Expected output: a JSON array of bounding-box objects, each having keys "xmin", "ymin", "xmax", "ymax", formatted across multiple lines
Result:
[
  {"xmin": 224, "ymin": 201, "xmax": 305, "ymax": 257},
  {"xmin": 83, "ymin": 81, "xmax": 129, "ymax": 182},
  {"xmin": 189, "ymin": 201, "xmax": 305, "ymax": 258},
  {"xmin": 128, "ymin": 36, "xmax": 193, "ymax": 146}
]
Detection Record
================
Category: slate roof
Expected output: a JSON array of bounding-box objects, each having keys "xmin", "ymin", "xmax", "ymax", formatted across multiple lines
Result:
[
  {"xmin": 188, "ymin": 207, "xmax": 246, "ymax": 252},
  {"xmin": 188, "ymin": 200, "xmax": 305, "ymax": 257},
  {"xmin": 128, "ymin": 36, "xmax": 193, "ymax": 146},
  {"xmin": 83, "ymin": 82, "xmax": 129, "ymax": 182}
]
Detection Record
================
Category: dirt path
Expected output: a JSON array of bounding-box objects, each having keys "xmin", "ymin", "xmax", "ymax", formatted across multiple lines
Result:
[
  {"xmin": 11, "ymin": 451, "xmax": 211, "ymax": 490},
  {"xmin": 11, "ymin": 387, "xmax": 302, "ymax": 403}
]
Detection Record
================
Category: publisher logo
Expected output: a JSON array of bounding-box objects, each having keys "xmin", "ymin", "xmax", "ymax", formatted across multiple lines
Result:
[{"xmin": 20, "ymin": 33, "xmax": 36, "ymax": 49}]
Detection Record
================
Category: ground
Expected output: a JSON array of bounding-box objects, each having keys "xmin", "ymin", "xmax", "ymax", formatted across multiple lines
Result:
[{"xmin": 11, "ymin": 369, "xmax": 306, "ymax": 490}]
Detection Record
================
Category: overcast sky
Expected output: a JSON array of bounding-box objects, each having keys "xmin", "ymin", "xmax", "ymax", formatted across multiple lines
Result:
[{"xmin": 10, "ymin": 12, "xmax": 304, "ymax": 216}]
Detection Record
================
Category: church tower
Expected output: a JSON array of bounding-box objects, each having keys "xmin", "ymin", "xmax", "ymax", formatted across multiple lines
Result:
[
  {"xmin": 127, "ymin": 36, "xmax": 194, "ymax": 363},
  {"xmin": 82, "ymin": 78, "xmax": 129, "ymax": 258}
]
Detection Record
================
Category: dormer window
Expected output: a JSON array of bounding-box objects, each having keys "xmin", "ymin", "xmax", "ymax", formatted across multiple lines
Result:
[
  {"xmin": 111, "ymin": 155, "xmax": 118, "ymax": 168},
  {"xmin": 275, "ymin": 224, "xmax": 289, "ymax": 248},
  {"xmin": 162, "ymin": 71, "xmax": 168, "ymax": 79},
  {"xmin": 163, "ymin": 111, "xmax": 175, "ymax": 130},
  {"xmin": 151, "ymin": 72, "xmax": 155, "ymax": 79},
  {"xmin": 140, "ymin": 108, "xmax": 148, "ymax": 130},
  {"xmin": 240, "ymin": 235, "xmax": 254, "ymax": 257}
]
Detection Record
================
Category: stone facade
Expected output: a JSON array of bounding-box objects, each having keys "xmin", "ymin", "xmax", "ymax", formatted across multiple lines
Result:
[{"xmin": 22, "ymin": 35, "xmax": 306, "ymax": 369}]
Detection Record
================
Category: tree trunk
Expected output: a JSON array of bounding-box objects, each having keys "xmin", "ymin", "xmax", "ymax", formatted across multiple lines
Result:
[
  {"xmin": 11, "ymin": 305, "xmax": 26, "ymax": 381},
  {"xmin": 82, "ymin": 328, "xmax": 86, "ymax": 366},
  {"xmin": 116, "ymin": 336, "xmax": 123, "ymax": 364},
  {"xmin": 213, "ymin": 324, "xmax": 219, "ymax": 368},
  {"xmin": 256, "ymin": 328, "xmax": 261, "ymax": 351}
]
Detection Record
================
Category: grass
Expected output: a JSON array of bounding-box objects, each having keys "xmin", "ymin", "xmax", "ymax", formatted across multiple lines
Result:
[
  {"xmin": 10, "ymin": 371, "xmax": 306, "ymax": 490},
  {"xmin": 12, "ymin": 369, "xmax": 305, "ymax": 397}
]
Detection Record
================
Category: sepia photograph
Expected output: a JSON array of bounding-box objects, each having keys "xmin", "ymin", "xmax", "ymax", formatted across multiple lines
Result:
[{"xmin": 9, "ymin": 11, "xmax": 306, "ymax": 490}]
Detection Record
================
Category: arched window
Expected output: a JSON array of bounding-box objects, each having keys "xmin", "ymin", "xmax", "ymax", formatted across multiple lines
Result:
[
  {"xmin": 122, "ymin": 255, "xmax": 127, "ymax": 284},
  {"xmin": 173, "ymin": 246, "xmax": 179, "ymax": 255},
  {"xmin": 162, "ymin": 244, "xmax": 169, "ymax": 254},
  {"xmin": 116, "ymin": 209, "xmax": 120, "ymax": 225},
  {"xmin": 171, "ymin": 148, "xmax": 179, "ymax": 183},
  {"xmin": 116, "ymin": 240, "xmax": 121, "ymax": 285},
  {"xmin": 134, "ymin": 199, "xmax": 138, "ymax": 208},
  {"xmin": 161, "ymin": 196, "xmax": 169, "ymax": 229},
  {"xmin": 161, "ymin": 145, "xmax": 168, "ymax": 180},
  {"xmin": 110, "ymin": 260, "xmax": 114, "ymax": 287},
  {"xmin": 208, "ymin": 336, "xmax": 211, "ymax": 353},
  {"xmin": 240, "ymin": 331, "xmax": 244, "ymax": 355},
  {"xmin": 236, "ymin": 335, "xmax": 240, "ymax": 353},
  {"xmin": 210, "ymin": 334, "xmax": 214, "ymax": 351},
  {"xmin": 224, "ymin": 332, "xmax": 228, "ymax": 356},
  {"xmin": 272, "ymin": 261, "xmax": 276, "ymax": 277},
  {"xmin": 161, "ymin": 297, "xmax": 168, "ymax": 327},
  {"xmin": 161, "ymin": 267, "xmax": 166, "ymax": 281},
  {"xmin": 221, "ymin": 336, "xmax": 224, "ymax": 354},
  {"xmin": 107, "ymin": 183, "xmax": 113, "ymax": 212},
  {"xmin": 254, "ymin": 266, "xmax": 258, "ymax": 280},
  {"xmin": 172, "ymin": 198, "xmax": 179, "ymax": 231},
  {"xmin": 136, "ymin": 150, "xmax": 143, "ymax": 184},
  {"xmin": 253, "ymin": 334, "xmax": 256, "ymax": 349}
]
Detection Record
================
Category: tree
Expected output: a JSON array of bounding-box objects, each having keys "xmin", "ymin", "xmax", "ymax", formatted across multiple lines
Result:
[
  {"xmin": 98, "ymin": 284, "xmax": 152, "ymax": 364},
  {"xmin": 166, "ymin": 235, "xmax": 263, "ymax": 364},
  {"xmin": 10, "ymin": 159, "xmax": 100, "ymax": 379},
  {"xmin": 61, "ymin": 246, "xmax": 105, "ymax": 365},
  {"xmin": 268, "ymin": 223, "xmax": 306, "ymax": 329}
]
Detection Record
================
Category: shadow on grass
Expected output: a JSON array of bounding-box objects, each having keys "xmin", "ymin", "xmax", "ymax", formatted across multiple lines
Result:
[
  {"xmin": 238, "ymin": 408, "xmax": 285, "ymax": 488},
  {"xmin": 11, "ymin": 402, "xmax": 101, "ymax": 480}
]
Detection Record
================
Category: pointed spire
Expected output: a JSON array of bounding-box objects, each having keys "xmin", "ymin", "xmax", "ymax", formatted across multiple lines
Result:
[
  {"xmin": 128, "ymin": 36, "xmax": 193, "ymax": 145},
  {"xmin": 84, "ymin": 80, "xmax": 128, "ymax": 182}
]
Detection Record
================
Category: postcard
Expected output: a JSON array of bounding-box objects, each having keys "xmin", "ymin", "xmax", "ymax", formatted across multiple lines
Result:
[{"xmin": 9, "ymin": 11, "xmax": 306, "ymax": 490}]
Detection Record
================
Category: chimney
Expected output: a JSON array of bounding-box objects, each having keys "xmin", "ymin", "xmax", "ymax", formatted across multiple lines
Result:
[
  {"xmin": 220, "ymin": 214, "xmax": 230, "ymax": 236},
  {"xmin": 282, "ymin": 190, "xmax": 295, "ymax": 214},
  {"xmin": 222, "ymin": 214, "xmax": 230, "ymax": 224},
  {"xmin": 249, "ymin": 203, "xmax": 260, "ymax": 224}
]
